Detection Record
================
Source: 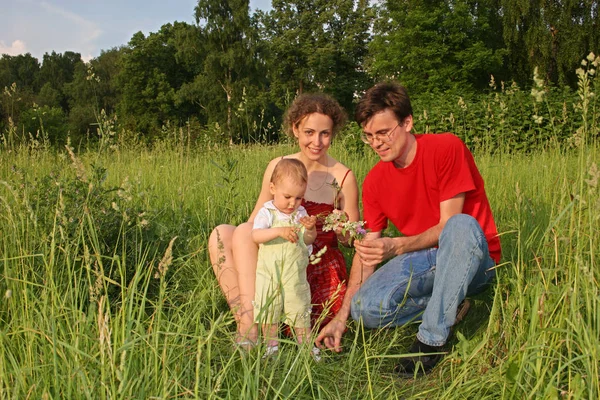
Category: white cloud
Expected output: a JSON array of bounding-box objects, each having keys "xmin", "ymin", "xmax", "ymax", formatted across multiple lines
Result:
[
  {"xmin": 36, "ymin": 1, "xmax": 103, "ymax": 58},
  {"xmin": 40, "ymin": 1, "xmax": 102, "ymax": 41},
  {"xmin": 0, "ymin": 40, "xmax": 28, "ymax": 56}
]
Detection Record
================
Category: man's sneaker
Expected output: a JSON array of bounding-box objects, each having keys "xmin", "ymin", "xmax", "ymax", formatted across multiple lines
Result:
[
  {"xmin": 394, "ymin": 339, "xmax": 446, "ymax": 377},
  {"xmin": 395, "ymin": 300, "xmax": 469, "ymax": 376}
]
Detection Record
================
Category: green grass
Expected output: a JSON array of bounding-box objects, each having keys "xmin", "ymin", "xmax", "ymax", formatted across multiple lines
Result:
[
  {"xmin": 0, "ymin": 137, "xmax": 598, "ymax": 398},
  {"xmin": 1, "ymin": 54, "xmax": 599, "ymax": 399}
]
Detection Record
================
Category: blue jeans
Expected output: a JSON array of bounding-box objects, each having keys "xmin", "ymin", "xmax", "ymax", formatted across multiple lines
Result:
[{"xmin": 350, "ymin": 214, "xmax": 496, "ymax": 347}]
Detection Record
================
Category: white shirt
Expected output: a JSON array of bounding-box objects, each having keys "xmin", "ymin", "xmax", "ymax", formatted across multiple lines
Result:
[{"xmin": 253, "ymin": 200, "xmax": 312, "ymax": 255}]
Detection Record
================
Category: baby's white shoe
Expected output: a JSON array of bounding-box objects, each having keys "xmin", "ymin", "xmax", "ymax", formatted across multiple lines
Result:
[
  {"xmin": 311, "ymin": 346, "xmax": 321, "ymax": 362},
  {"xmin": 262, "ymin": 345, "xmax": 279, "ymax": 359}
]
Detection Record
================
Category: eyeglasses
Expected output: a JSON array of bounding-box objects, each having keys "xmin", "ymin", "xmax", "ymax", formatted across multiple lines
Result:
[{"xmin": 360, "ymin": 122, "xmax": 401, "ymax": 144}]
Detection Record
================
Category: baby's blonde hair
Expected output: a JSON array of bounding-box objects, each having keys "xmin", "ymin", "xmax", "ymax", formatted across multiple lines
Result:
[{"xmin": 270, "ymin": 158, "xmax": 308, "ymax": 187}]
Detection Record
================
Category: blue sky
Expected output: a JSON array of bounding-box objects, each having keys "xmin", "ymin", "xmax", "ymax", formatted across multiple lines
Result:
[{"xmin": 0, "ymin": 0, "xmax": 272, "ymax": 62}]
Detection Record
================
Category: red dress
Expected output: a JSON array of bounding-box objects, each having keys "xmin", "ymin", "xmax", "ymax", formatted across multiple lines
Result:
[{"xmin": 302, "ymin": 201, "xmax": 348, "ymax": 330}]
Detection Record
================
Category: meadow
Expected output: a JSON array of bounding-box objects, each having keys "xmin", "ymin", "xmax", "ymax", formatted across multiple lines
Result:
[
  {"xmin": 1, "ymin": 65, "xmax": 599, "ymax": 399},
  {"xmin": 0, "ymin": 132, "xmax": 598, "ymax": 399}
]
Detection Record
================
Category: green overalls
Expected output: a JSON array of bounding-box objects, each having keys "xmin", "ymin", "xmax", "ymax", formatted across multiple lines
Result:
[{"xmin": 253, "ymin": 208, "xmax": 311, "ymax": 328}]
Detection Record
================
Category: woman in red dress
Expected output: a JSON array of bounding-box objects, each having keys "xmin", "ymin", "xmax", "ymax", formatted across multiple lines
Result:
[{"xmin": 208, "ymin": 93, "xmax": 360, "ymax": 346}]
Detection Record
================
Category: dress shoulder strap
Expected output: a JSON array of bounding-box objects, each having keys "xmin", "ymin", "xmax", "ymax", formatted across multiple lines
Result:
[{"xmin": 340, "ymin": 169, "xmax": 352, "ymax": 187}]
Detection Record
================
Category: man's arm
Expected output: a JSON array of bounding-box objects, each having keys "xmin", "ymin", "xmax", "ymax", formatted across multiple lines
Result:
[
  {"xmin": 354, "ymin": 193, "xmax": 466, "ymax": 267},
  {"xmin": 315, "ymin": 193, "xmax": 466, "ymax": 351},
  {"xmin": 315, "ymin": 231, "xmax": 381, "ymax": 352}
]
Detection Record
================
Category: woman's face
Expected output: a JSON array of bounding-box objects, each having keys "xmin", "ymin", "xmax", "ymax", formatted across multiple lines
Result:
[{"xmin": 293, "ymin": 113, "xmax": 334, "ymax": 161}]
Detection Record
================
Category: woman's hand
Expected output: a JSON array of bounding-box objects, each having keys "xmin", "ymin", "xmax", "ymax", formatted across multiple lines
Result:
[
  {"xmin": 330, "ymin": 209, "xmax": 348, "ymax": 232},
  {"xmin": 330, "ymin": 209, "xmax": 351, "ymax": 245}
]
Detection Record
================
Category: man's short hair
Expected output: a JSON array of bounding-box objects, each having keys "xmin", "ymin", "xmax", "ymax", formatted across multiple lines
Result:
[{"xmin": 355, "ymin": 82, "xmax": 413, "ymax": 127}]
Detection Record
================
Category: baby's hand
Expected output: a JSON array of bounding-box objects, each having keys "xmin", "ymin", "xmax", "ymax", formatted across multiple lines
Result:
[
  {"xmin": 279, "ymin": 226, "xmax": 299, "ymax": 243},
  {"xmin": 299, "ymin": 215, "xmax": 317, "ymax": 230}
]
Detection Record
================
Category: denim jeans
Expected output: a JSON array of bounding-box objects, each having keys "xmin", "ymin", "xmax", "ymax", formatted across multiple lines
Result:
[{"xmin": 350, "ymin": 214, "xmax": 496, "ymax": 347}]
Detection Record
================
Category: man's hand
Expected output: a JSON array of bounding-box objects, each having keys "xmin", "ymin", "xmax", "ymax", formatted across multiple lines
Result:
[
  {"xmin": 354, "ymin": 237, "xmax": 399, "ymax": 267},
  {"xmin": 315, "ymin": 318, "xmax": 346, "ymax": 352},
  {"xmin": 279, "ymin": 226, "xmax": 299, "ymax": 243}
]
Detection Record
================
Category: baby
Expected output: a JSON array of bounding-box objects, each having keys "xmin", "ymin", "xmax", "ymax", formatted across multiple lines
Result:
[{"xmin": 251, "ymin": 158, "xmax": 319, "ymax": 358}]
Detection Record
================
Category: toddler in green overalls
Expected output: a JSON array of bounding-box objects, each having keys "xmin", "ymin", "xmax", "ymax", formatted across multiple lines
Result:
[{"xmin": 251, "ymin": 159, "xmax": 318, "ymax": 358}]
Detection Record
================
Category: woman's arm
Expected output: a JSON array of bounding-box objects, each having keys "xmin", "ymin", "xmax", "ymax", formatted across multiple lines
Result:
[
  {"xmin": 299, "ymin": 215, "xmax": 317, "ymax": 245},
  {"xmin": 336, "ymin": 169, "xmax": 360, "ymax": 246},
  {"xmin": 338, "ymin": 170, "xmax": 360, "ymax": 221},
  {"xmin": 247, "ymin": 158, "xmax": 279, "ymax": 223}
]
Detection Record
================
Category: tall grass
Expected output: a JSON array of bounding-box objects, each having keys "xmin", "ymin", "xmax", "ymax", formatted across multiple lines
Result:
[{"xmin": 0, "ymin": 56, "xmax": 599, "ymax": 398}]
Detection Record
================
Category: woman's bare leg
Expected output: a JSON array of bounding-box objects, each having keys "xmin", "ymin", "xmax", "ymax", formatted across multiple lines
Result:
[
  {"xmin": 208, "ymin": 225, "xmax": 240, "ymax": 313},
  {"xmin": 231, "ymin": 222, "xmax": 258, "ymax": 342},
  {"xmin": 208, "ymin": 223, "xmax": 258, "ymax": 343}
]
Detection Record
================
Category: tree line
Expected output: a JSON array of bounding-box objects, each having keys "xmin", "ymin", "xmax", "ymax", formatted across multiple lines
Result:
[{"xmin": 1, "ymin": 0, "xmax": 598, "ymax": 146}]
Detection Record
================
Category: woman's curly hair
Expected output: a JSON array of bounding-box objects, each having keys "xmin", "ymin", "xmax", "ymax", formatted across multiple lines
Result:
[{"xmin": 283, "ymin": 93, "xmax": 347, "ymax": 139}]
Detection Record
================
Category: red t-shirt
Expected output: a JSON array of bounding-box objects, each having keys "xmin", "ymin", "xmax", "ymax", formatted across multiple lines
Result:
[{"xmin": 362, "ymin": 133, "xmax": 501, "ymax": 263}]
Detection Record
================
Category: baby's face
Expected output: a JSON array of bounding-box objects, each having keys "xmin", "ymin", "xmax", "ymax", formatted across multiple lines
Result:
[{"xmin": 270, "ymin": 178, "xmax": 306, "ymax": 215}]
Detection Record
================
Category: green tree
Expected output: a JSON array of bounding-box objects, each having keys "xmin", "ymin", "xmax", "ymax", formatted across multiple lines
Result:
[
  {"xmin": 368, "ymin": 0, "xmax": 506, "ymax": 93},
  {"xmin": 0, "ymin": 54, "xmax": 40, "ymax": 126},
  {"xmin": 63, "ymin": 62, "xmax": 100, "ymax": 139},
  {"xmin": 89, "ymin": 47, "xmax": 125, "ymax": 116},
  {"xmin": 318, "ymin": 0, "xmax": 372, "ymax": 112},
  {"xmin": 502, "ymin": 0, "xmax": 600, "ymax": 87},
  {"xmin": 20, "ymin": 105, "xmax": 69, "ymax": 146},
  {"xmin": 0, "ymin": 53, "xmax": 40, "ymax": 91},
  {"xmin": 62, "ymin": 47, "xmax": 125, "ymax": 141},
  {"xmin": 117, "ymin": 23, "xmax": 197, "ymax": 134},
  {"xmin": 37, "ymin": 82, "xmax": 62, "ymax": 108},
  {"xmin": 262, "ymin": 0, "xmax": 372, "ymax": 111},
  {"xmin": 37, "ymin": 51, "xmax": 84, "ymax": 111},
  {"xmin": 193, "ymin": 0, "xmax": 262, "ymax": 143}
]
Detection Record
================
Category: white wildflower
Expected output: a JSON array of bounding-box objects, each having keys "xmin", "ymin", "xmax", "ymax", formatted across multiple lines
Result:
[{"xmin": 489, "ymin": 75, "xmax": 497, "ymax": 90}]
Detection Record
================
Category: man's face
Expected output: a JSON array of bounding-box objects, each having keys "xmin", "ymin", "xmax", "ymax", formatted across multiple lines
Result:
[{"xmin": 362, "ymin": 109, "xmax": 415, "ymax": 167}]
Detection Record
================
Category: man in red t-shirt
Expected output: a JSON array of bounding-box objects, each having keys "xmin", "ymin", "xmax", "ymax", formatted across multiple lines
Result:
[{"xmin": 316, "ymin": 82, "xmax": 501, "ymax": 376}]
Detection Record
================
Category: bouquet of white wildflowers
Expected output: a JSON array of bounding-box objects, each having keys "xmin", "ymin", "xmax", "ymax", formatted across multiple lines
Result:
[
  {"xmin": 321, "ymin": 177, "xmax": 368, "ymax": 242},
  {"xmin": 322, "ymin": 212, "xmax": 368, "ymax": 242}
]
